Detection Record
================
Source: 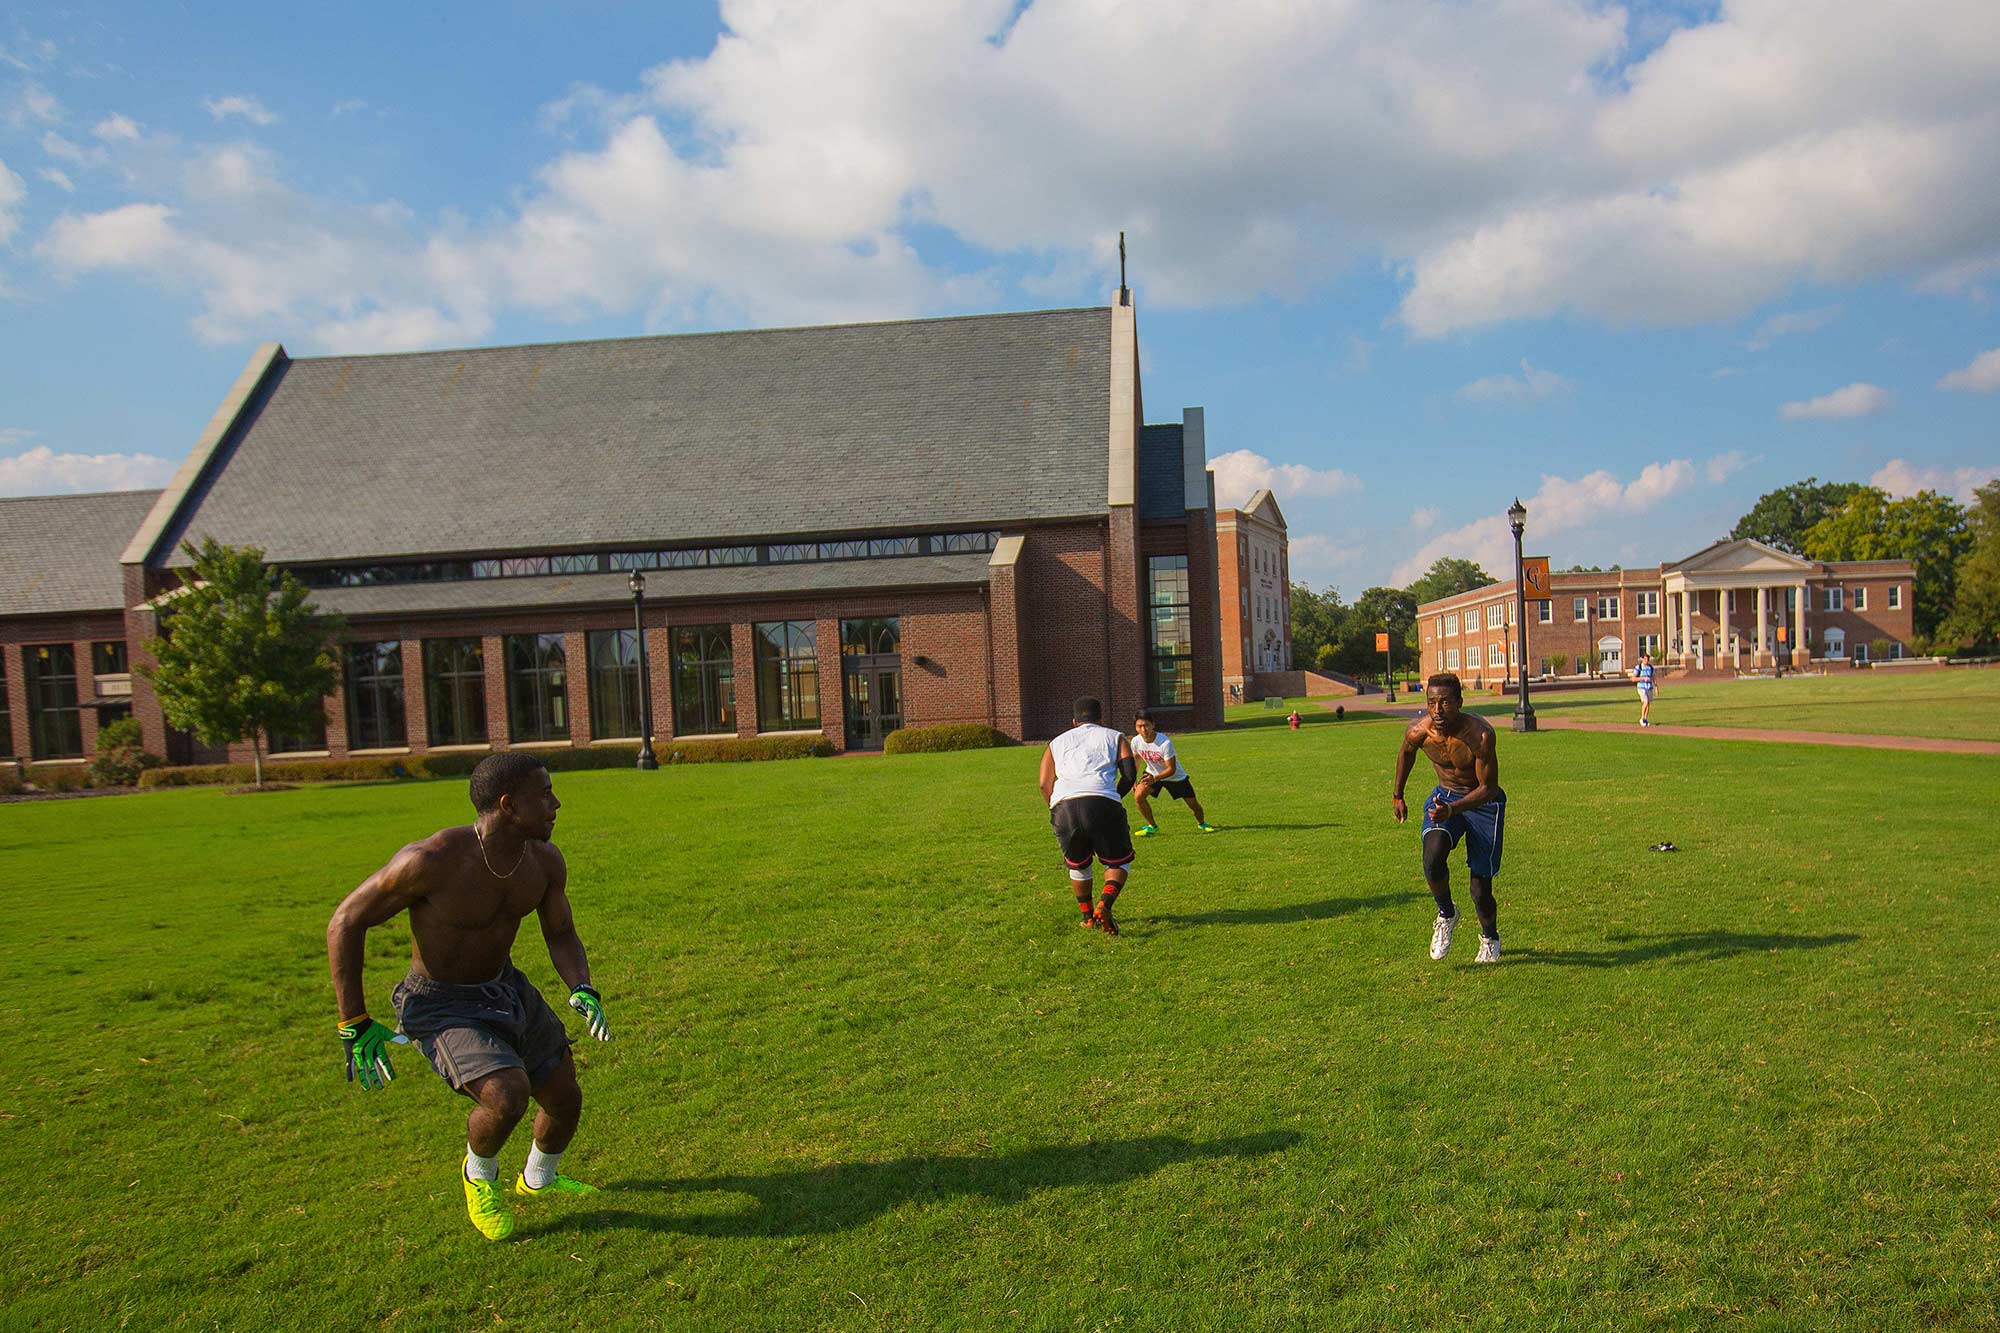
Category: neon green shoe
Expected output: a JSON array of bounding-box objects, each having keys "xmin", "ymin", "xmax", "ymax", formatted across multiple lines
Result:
[
  {"xmin": 1196, "ymin": 823, "xmax": 1218, "ymax": 833},
  {"xmin": 515, "ymin": 1173, "xmax": 599, "ymax": 1198},
  {"xmin": 1134, "ymin": 824, "xmax": 1159, "ymax": 838},
  {"xmin": 463, "ymin": 1172, "xmax": 516, "ymax": 1240}
]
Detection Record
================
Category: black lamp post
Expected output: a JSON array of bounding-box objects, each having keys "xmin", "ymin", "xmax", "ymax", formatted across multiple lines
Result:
[
  {"xmin": 629, "ymin": 570, "xmax": 658, "ymax": 770},
  {"xmin": 1508, "ymin": 497, "xmax": 1537, "ymax": 733}
]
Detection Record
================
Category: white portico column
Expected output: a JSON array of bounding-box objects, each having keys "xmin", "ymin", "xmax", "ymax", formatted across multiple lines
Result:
[
  {"xmin": 1681, "ymin": 588, "xmax": 1696, "ymax": 668},
  {"xmin": 1719, "ymin": 588, "xmax": 1732, "ymax": 666},
  {"xmin": 1756, "ymin": 586, "xmax": 1770, "ymax": 664}
]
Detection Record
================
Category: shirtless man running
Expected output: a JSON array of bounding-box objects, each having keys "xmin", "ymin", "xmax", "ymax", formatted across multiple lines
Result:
[
  {"xmin": 1391, "ymin": 672, "xmax": 1507, "ymax": 963},
  {"xmin": 327, "ymin": 751, "xmax": 612, "ymax": 1240}
]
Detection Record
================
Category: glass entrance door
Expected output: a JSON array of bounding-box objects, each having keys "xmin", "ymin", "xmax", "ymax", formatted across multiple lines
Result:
[{"xmin": 843, "ymin": 660, "xmax": 902, "ymax": 749}]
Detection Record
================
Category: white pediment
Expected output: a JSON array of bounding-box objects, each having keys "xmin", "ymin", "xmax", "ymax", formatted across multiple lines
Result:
[
  {"xmin": 1668, "ymin": 538, "xmax": 1812, "ymax": 577},
  {"xmin": 1241, "ymin": 488, "xmax": 1288, "ymax": 530}
]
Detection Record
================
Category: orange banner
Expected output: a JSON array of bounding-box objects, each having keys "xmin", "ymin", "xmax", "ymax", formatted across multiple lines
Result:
[
  {"xmin": 1521, "ymin": 556, "xmax": 1551, "ymax": 600},
  {"xmin": 1375, "ymin": 632, "xmax": 1390, "ymax": 653}
]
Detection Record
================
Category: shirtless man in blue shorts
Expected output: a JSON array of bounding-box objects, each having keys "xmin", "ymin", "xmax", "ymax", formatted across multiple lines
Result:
[{"xmin": 1391, "ymin": 672, "xmax": 1506, "ymax": 963}]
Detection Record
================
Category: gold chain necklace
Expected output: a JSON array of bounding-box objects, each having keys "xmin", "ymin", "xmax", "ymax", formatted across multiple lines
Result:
[{"xmin": 475, "ymin": 824, "xmax": 527, "ymax": 878}]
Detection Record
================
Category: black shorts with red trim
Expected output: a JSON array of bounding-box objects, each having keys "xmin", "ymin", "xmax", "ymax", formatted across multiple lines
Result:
[{"xmin": 1051, "ymin": 795, "xmax": 1135, "ymax": 870}]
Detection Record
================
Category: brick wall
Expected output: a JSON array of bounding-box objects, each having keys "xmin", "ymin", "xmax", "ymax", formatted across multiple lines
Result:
[{"xmin": 0, "ymin": 609, "xmax": 127, "ymax": 762}]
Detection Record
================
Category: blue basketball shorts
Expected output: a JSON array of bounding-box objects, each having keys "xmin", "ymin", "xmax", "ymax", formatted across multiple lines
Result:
[{"xmin": 1420, "ymin": 785, "xmax": 1507, "ymax": 879}]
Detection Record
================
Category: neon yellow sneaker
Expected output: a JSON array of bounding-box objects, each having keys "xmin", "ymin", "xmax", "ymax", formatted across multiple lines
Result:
[
  {"xmin": 463, "ymin": 1172, "xmax": 516, "ymax": 1240},
  {"xmin": 515, "ymin": 1173, "xmax": 599, "ymax": 1198},
  {"xmin": 1196, "ymin": 823, "xmax": 1218, "ymax": 833},
  {"xmin": 1134, "ymin": 824, "xmax": 1159, "ymax": 838}
]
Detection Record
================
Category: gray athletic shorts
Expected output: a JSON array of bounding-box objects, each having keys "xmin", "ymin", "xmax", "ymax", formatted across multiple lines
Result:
[{"xmin": 391, "ymin": 965, "xmax": 571, "ymax": 1093}]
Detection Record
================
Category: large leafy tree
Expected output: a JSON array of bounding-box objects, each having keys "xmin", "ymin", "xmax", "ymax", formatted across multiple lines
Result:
[
  {"xmin": 1940, "ymin": 479, "xmax": 2000, "ymax": 651},
  {"xmin": 1730, "ymin": 478, "xmax": 1869, "ymax": 554},
  {"xmin": 1333, "ymin": 586, "xmax": 1417, "ymax": 678},
  {"xmin": 139, "ymin": 538, "xmax": 344, "ymax": 786},
  {"xmin": 1405, "ymin": 557, "xmax": 1497, "ymax": 607},
  {"xmin": 1288, "ymin": 583, "xmax": 1349, "ymax": 673},
  {"xmin": 1801, "ymin": 488, "xmax": 1970, "ymax": 638}
]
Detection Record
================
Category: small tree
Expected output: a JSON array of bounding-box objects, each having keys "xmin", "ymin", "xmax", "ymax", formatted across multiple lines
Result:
[
  {"xmin": 1550, "ymin": 652, "xmax": 1570, "ymax": 678},
  {"xmin": 138, "ymin": 538, "xmax": 343, "ymax": 787},
  {"xmin": 1583, "ymin": 649, "xmax": 1603, "ymax": 678},
  {"xmin": 1870, "ymin": 637, "xmax": 1893, "ymax": 663},
  {"xmin": 87, "ymin": 717, "xmax": 163, "ymax": 788}
]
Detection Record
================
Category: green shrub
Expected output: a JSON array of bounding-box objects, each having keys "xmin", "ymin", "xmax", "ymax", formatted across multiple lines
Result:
[
  {"xmin": 97, "ymin": 718, "xmax": 145, "ymax": 749},
  {"xmin": 88, "ymin": 744, "xmax": 164, "ymax": 788},
  {"xmin": 0, "ymin": 766, "xmax": 23, "ymax": 797},
  {"xmin": 882, "ymin": 723, "xmax": 1012, "ymax": 754},
  {"xmin": 664, "ymin": 735, "xmax": 835, "ymax": 763},
  {"xmin": 27, "ymin": 764, "xmax": 90, "ymax": 792}
]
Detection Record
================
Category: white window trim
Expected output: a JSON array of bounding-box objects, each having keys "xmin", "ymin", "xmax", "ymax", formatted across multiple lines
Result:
[{"xmin": 1888, "ymin": 585, "xmax": 1902, "ymax": 609}]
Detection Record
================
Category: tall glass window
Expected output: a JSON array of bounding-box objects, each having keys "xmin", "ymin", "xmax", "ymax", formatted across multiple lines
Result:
[
  {"xmin": 672, "ymin": 625, "xmax": 736, "ymax": 737},
  {"xmin": 423, "ymin": 638, "xmax": 488, "ymax": 747},
  {"xmin": 25, "ymin": 644, "xmax": 84, "ymax": 760},
  {"xmin": 840, "ymin": 617, "xmax": 900, "ymax": 656},
  {"xmin": 587, "ymin": 629, "xmax": 642, "ymax": 740},
  {"xmin": 754, "ymin": 621, "xmax": 819, "ymax": 732},
  {"xmin": 1147, "ymin": 555, "xmax": 1194, "ymax": 707},
  {"xmin": 343, "ymin": 641, "xmax": 407, "ymax": 750},
  {"xmin": 270, "ymin": 701, "xmax": 328, "ymax": 754},
  {"xmin": 505, "ymin": 634, "xmax": 569, "ymax": 742},
  {"xmin": 0, "ymin": 655, "xmax": 13, "ymax": 757},
  {"xmin": 92, "ymin": 641, "xmax": 129, "ymax": 675}
]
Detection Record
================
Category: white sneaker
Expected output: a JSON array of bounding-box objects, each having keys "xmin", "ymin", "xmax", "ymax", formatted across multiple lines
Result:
[
  {"xmin": 1429, "ymin": 912, "xmax": 1458, "ymax": 960},
  {"xmin": 1475, "ymin": 935, "xmax": 1502, "ymax": 964}
]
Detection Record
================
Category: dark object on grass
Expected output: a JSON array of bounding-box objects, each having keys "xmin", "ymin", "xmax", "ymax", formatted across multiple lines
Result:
[
  {"xmin": 1649, "ymin": 842, "xmax": 1678, "ymax": 852},
  {"xmin": 1335, "ymin": 705, "xmax": 1345, "ymax": 720}
]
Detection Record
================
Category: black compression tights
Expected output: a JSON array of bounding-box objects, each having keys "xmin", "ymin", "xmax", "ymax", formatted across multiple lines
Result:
[{"xmin": 1422, "ymin": 831, "xmax": 1498, "ymax": 939}]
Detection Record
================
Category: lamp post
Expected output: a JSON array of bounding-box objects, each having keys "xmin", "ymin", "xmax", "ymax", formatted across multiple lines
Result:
[
  {"xmin": 629, "ymin": 570, "xmax": 658, "ymax": 770},
  {"xmin": 1508, "ymin": 497, "xmax": 1537, "ymax": 733}
]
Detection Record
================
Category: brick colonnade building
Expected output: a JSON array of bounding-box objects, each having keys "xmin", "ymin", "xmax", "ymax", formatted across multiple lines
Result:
[
  {"xmin": 0, "ymin": 490, "xmax": 162, "ymax": 770},
  {"xmin": 104, "ymin": 303, "xmax": 1222, "ymax": 765},
  {"xmin": 1215, "ymin": 489, "xmax": 1291, "ymax": 698},
  {"xmin": 1417, "ymin": 539, "xmax": 1916, "ymax": 688}
]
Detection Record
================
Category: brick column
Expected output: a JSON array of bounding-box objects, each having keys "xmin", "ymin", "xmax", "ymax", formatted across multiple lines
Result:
[
  {"xmin": 986, "ymin": 539, "xmax": 1026, "ymax": 740},
  {"xmin": 565, "ymin": 630, "xmax": 591, "ymax": 746},
  {"xmin": 402, "ymin": 639, "xmax": 430, "ymax": 752},
  {"xmin": 732, "ymin": 623, "xmax": 758, "ymax": 738},
  {"xmin": 1, "ymin": 644, "xmax": 26, "ymax": 762},
  {"xmin": 646, "ymin": 625, "xmax": 674, "ymax": 744},
  {"xmin": 483, "ymin": 635, "xmax": 511, "ymax": 748},
  {"xmin": 1105, "ymin": 507, "xmax": 1145, "ymax": 725},
  {"xmin": 817, "ymin": 617, "xmax": 844, "ymax": 752}
]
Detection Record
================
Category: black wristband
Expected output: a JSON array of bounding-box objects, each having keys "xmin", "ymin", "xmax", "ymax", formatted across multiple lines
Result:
[{"xmin": 571, "ymin": 984, "xmax": 600, "ymax": 1000}]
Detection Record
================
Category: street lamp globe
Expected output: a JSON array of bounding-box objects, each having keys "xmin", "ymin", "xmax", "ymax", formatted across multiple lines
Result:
[
  {"xmin": 1507, "ymin": 497, "xmax": 1527, "ymax": 537},
  {"xmin": 628, "ymin": 569, "xmax": 645, "ymax": 596}
]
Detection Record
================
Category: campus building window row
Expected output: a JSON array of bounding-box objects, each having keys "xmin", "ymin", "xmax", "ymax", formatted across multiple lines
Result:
[{"xmin": 291, "ymin": 530, "xmax": 1003, "ymax": 590}]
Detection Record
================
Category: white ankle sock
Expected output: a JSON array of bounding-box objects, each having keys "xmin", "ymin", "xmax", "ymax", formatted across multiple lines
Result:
[
  {"xmin": 465, "ymin": 1147, "xmax": 499, "ymax": 1182},
  {"xmin": 523, "ymin": 1144, "xmax": 561, "ymax": 1189}
]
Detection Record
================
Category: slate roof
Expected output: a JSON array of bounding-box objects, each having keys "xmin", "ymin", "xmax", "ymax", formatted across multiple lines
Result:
[
  {"xmin": 155, "ymin": 307, "xmax": 1114, "ymax": 566},
  {"xmin": 298, "ymin": 551, "xmax": 998, "ymax": 619},
  {"xmin": 0, "ymin": 490, "xmax": 159, "ymax": 616}
]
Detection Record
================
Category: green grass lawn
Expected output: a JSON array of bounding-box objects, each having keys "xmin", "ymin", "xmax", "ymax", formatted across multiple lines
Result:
[
  {"xmin": 4, "ymin": 723, "xmax": 1999, "ymax": 1329},
  {"xmin": 1448, "ymin": 668, "xmax": 2000, "ymax": 741}
]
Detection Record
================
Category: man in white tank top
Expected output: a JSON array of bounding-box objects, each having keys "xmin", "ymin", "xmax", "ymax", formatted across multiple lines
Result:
[{"xmin": 1038, "ymin": 696, "xmax": 1139, "ymax": 934}]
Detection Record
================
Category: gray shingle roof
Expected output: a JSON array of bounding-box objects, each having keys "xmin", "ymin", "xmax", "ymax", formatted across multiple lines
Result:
[
  {"xmin": 0, "ymin": 490, "xmax": 159, "ymax": 616},
  {"xmin": 157, "ymin": 307, "xmax": 1113, "ymax": 566},
  {"xmin": 298, "ymin": 551, "xmax": 996, "ymax": 619}
]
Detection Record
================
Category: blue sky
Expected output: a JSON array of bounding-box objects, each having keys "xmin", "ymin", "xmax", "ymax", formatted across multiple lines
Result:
[{"xmin": 2, "ymin": 1, "xmax": 1995, "ymax": 593}]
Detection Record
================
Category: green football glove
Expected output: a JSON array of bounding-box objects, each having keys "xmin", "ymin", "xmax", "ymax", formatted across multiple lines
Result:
[
  {"xmin": 337, "ymin": 1015, "xmax": 398, "ymax": 1090},
  {"xmin": 568, "ymin": 985, "xmax": 610, "ymax": 1042}
]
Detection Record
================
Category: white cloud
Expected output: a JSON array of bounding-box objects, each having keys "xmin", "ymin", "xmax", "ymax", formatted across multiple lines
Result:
[
  {"xmin": 1391, "ymin": 460, "xmax": 1698, "ymax": 585},
  {"xmin": 5, "ymin": 83, "xmax": 60, "ymax": 130},
  {"xmin": 0, "ymin": 444, "xmax": 179, "ymax": 496},
  {"xmin": 26, "ymin": 1, "xmax": 2000, "ymax": 350},
  {"xmin": 1746, "ymin": 304, "xmax": 1840, "ymax": 348},
  {"xmin": 1209, "ymin": 449, "xmax": 1361, "ymax": 510},
  {"xmin": 1938, "ymin": 347, "xmax": 2000, "ymax": 392},
  {"xmin": 0, "ymin": 158, "xmax": 24, "ymax": 245},
  {"xmin": 40, "ymin": 131, "xmax": 106, "ymax": 169},
  {"xmin": 1289, "ymin": 533, "xmax": 1365, "ymax": 583},
  {"xmin": 331, "ymin": 99, "xmax": 370, "ymax": 118},
  {"xmin": 1780, "ymin": 382, "xmax": 1892, "ymax": 420},
  {"xmin": 1455, "ymin": 358, "xmax": 1573, "ymax": 404},
  {"xmin": 203, "ymin": 94, "xmax": 277, "ymax": 126},
  {"xmin": 1870, "ymin": 458, "xmax": 1998, "ymax": 504},
  {"xmin": 1711, "ymin": 366, "xmax": 1742, "ymax": 378},
  {"xmin": 37, "ymin": 166, "xmax": 73, "ymax": 192},
  {"xmin": 1704, "ymin": 450, "xmax": 1759, "ymax": 484},
  {"xmin": 92, "ymin": 113, "xmax": 142, "ymax": 142},
  {"xmin": 1410, "ymin": 505, "xmax": 1441, "ymax": 531}
]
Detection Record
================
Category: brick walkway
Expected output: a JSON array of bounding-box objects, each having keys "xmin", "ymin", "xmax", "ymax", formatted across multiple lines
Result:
[{"xmin": 1334, "ymin": 700, "xmax": 2000, "ymax": 756}]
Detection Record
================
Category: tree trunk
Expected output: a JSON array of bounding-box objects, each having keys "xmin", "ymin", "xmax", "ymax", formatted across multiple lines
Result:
[{"xmin": 253, "ymin": 729, "xmax": 265, "ymax": 788}]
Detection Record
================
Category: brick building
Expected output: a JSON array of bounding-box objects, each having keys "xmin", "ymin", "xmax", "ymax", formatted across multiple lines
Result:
[
  {"xmin": 1216, "ymin": 489, "xmax": 1291, "ymax": 696},
  {"xmin": 1416, "ymin": 538, "xmax": 1917, "ymax": 687},
  {"xmin": 102, "ymin": 302, "xmax": 1221, "ymax": 765},
  {"xmin": 0, "ymin": 490, "xmax": 161, "ymax": 767}
]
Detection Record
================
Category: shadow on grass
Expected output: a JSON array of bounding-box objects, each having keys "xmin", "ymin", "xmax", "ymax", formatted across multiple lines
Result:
[
  {"xmin": 1507, "ymin": 929, "xmax": 1860, "ymax": 968},
  {"xmin": 531, "ymin": 1131, "xmax": 1302, "ymax": 1237},
  {"xmin": 1150, "ymin": 891, "xmax": 1406, "ymax": 929},
  {"xmin": 1184, "ymin": 821, "xmax": 1343, "ymax": 833}
]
